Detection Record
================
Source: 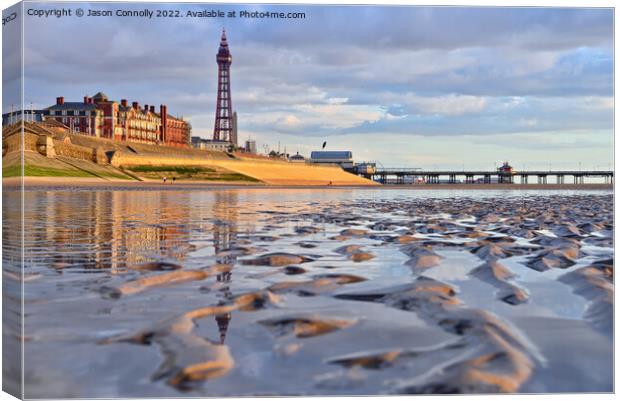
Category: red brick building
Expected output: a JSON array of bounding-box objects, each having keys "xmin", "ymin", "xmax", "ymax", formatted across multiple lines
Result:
[{"xmin": 45, "ymin": 92, "xmax": 191, "ymax": 147}]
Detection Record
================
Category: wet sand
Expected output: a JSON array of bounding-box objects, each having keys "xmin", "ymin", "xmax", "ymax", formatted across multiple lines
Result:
[
  {"xmin": 3, "ymin": 176, "xmax": 613, "ymax": 191},
  {"xmin": 3, "ymin": 188, "xmax": 613, "ymax": 397}
]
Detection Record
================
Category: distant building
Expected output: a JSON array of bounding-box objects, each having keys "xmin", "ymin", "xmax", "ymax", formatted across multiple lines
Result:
[
  {"xmin": 268, "ymin": 150, "xmax": 288, "ymax": 160},
  {"xmin": 2, "ymin": 109, "xmax": 48, "ymax": 126},
  {"xmin": 191, "ymin": 136, "xmax": 205, "ymax": 148},
  {"xmin": 43, "ymin": 92, "xmax": 191, "ymax": 147},
  {"xmin": 45, "ymin": 96, "xmax": 104, "ymax": 137},
  {"xmin": 289, "ymin": 152, "xmax": 305, "ymax": 163},
  {"xmin": 310, "ymin": 151, "xmax": 354, "ymax": 169},
  {"xmin": 244, "ymin": 139, "xmax": 257, "ymax": 154},
  {"xmin": 496, "ymin": 161, "xmax": 515, "ymax": 184},
  {"xmin": 232, "ymin": 112, "xmax": 238, "ymax": 147},
  {"xmin": 497, "ymin": 161, "xmax": 514, "ymax": 174},
  {"xmin": 191, "ymin": 136, "xmax": 230, "ymax": 152},
  {"xmin": 355, "ymin": 162, "xmax": 376, "ymax": 175}
]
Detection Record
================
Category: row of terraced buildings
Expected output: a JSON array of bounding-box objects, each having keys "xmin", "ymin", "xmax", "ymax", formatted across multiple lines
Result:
[{"xmin": 3, "ymin": 92, "xmax": 191, "ymax": 148}]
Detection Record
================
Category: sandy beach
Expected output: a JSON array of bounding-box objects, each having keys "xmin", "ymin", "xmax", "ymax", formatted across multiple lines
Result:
[
  {"xmin": 3, "ymin": 187, "xmax": 612, "ymax": 397},
  {"xmin": 2, "ymin": 176, "xmax": 614, "ymax": 191}
]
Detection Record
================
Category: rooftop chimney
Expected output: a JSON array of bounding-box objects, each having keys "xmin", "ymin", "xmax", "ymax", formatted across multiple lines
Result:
[
  {"xmin": 150, "ymin": 105, "xmax": 155, "ymax": 113},
  {"xmin": 83, "ymin": 96, "xmax": 89, "ymax": 104},
  {"xmin": 56, "ymin": 96, "xmax": 64, "ymax": 105},
  {"xmin": 132, "ymin": 101, "xmax": 139, "ymax": 110},
  {"xmin": 144, "ymin": 104, "xmax": 149, "ymax": 113},
  {"xmin": 121, "ymin": 99, "xmax": 128, "ymax": 108}
]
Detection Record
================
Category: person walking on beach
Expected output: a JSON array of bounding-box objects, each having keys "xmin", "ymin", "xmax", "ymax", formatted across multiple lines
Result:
[{"xmin": 163, "ymin": 176, "xmax": 167, "ymax": 183}]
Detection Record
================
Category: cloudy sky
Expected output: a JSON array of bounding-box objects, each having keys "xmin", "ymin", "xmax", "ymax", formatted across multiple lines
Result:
[{"xmin": 5, "ymin": 3, "xmax": 614, "ymax": 169}]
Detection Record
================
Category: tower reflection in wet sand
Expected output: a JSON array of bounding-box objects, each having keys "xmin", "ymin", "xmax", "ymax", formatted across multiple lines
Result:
[{"xmin": 212, "ymin": 191, "xmax": 238, "ymax": 345}]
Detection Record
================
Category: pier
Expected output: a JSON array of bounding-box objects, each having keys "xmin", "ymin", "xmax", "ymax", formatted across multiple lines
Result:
[{"xmin": 370, "ymin": 168, "xmax": 614, "ymax": 185}]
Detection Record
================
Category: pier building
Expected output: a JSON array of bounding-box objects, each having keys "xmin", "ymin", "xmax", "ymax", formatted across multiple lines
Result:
[{"xmin": 309, "ymin": 151, "xmax": 354, "ymax": 169}]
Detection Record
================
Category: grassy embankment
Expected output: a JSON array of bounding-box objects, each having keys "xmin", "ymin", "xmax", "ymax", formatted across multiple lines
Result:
[
  {"xmin": 2, "ymin": 151, "xmax": 259, "ymax": 183},
  {"xmin": 124, "ymin": 165, "xmax": 260, "ymax": 182},
  {"xmin": 3, "ymin": 128, "xmax": 375, "ymax": 185},
  {"xmin": 2, "ymin": 152, "xmax": 133, "ymax": 180}
]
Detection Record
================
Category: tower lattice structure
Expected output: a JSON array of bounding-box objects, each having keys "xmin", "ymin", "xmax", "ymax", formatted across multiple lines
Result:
[{"xmin": 213, "ymin": 29, "xmax": 236, "ymax": 146}]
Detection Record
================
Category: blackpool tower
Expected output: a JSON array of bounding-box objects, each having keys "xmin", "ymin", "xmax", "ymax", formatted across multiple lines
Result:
[{"xmin": 213, "ymin": 29, "xmax": 236, "ymax": 146}]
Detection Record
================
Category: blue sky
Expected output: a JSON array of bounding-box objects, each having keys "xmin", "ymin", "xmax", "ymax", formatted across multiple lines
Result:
[{"xmin": 5, "ymin": 3, "xmax": 614, "ymax": 169}]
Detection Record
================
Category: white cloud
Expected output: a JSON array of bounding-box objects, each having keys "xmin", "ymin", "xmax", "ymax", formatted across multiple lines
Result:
[
  {"xmin": 274, "ymin": 115, "xmax": 302, "ymax": 131},
  {"xmin": 17, "ymin": 4, "xmax": 612, "ymax": 168},
  {"xmin": 402, "ymin": 93, "xmax": 488, "ymax": 116},
  {"xmin": 518, "ymin": 118, "xmax": 538, "ymax": 127}
]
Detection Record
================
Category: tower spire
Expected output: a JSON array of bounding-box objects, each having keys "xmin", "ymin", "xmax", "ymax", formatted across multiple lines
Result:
[{"xmin": 213, "ymin": 29, "xmax": 235, "ymax": 145}]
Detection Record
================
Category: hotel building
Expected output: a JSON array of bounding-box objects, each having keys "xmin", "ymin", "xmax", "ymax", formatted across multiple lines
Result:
[{"xmin": 44, "ymin": 92, "xmax": 191, "ymax": 147}]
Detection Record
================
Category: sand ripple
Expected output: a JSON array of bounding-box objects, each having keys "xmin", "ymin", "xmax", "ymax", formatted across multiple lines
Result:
[
  {"xmin": 259, "ymin": 315, "xmax": 356, "ymax": 338},
  {"xmin": 337, "ymin": 276, "xmax": 542, "ymax": 393},
  {"xmin": 21, "ymin": 192, "xmax": 613, "ymax": 396},
  {"xmin": 100, "ymin": 290, "xmax": 281, "ymax": 389},
  {"xmin": 470, "ymin": 260, "xmax": 529, "ymax": 305},
  {"xmin": 559, "ymin": 260, "xmax": 613, "ymax": 335},
  {"xmin": 242, "ymin": 252, "xmax": 314, "ymax": 266}
]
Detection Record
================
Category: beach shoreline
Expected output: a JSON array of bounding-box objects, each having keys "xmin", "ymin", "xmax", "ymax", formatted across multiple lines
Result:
[{"xmin": 3, "ymin": 176, "xmax": 614, "ymax": 191}]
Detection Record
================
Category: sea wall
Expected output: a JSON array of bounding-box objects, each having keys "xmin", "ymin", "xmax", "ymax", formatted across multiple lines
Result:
[
  {"xmin": 51, "ymin": 139, "xmax": 98, "ymax": 162},
  {"xmin": 110, "ymin": 152, "xmax": 212, "ymax": 167},
  {"xmin": 4, "ymin": 123, "xmax": 377, "ymax": 186},
  {"xmin": 2, "ymin": 131, "xmax": 39, "ymax": 155},
  {"xmin": 3, "ymin": 129, "xmax": 105, "ymax": 166},
  {"xmin": 111, "ymin": 151, "xmax": 378, "ymax": 186},
  {"xmin": 212, "ymin": 158, "xmax": 379, "ymax": 186}
]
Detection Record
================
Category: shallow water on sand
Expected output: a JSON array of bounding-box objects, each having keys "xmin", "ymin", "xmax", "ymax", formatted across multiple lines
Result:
[{"xmin": 2, "ymin": 188, "xmax": 613, "ymax": 397}]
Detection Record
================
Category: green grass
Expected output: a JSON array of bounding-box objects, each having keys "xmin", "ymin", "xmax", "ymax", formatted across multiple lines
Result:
[
  {"xmin": 2, "ymin": 163, "xmax": 257, "ymax": 182},
  {"xmin": 126, "ymin": 165, "xmax": 216, "ymax": 174},
  {"xmin": 125, "ymin": 164, "xmax": 259, "ymax": 182},
  {"xmin": 3, "ymin": 164, "xmax": 94, "ymax": 178},
  {"xmin": 210, "ymin": 173, "xmax": 260, "ymax": 182},
  {"xmin": 2, "ymin": 164, "xmax": 22, "ymax": 178},
  {"xmin": 3, "ymin": 163, "xmax": 133, "ymax": 180}
]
